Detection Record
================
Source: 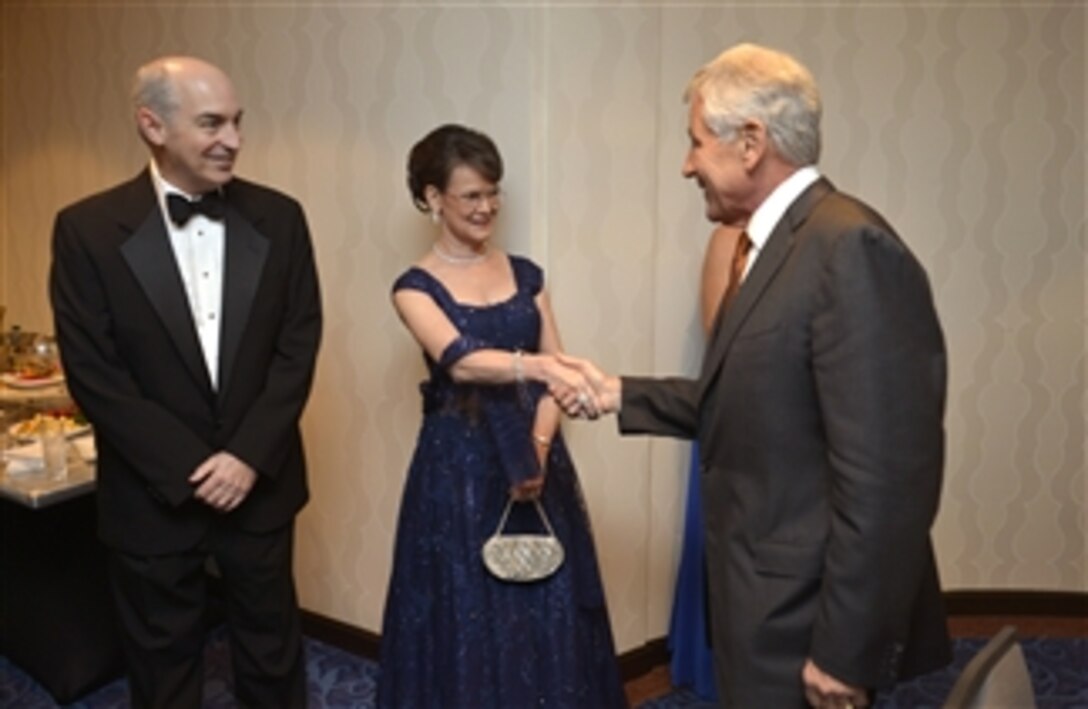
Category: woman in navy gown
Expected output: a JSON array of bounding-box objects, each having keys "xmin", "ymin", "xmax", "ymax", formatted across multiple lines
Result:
[{"xmin": 377, "ymin": 124, "xmax": 626, "ymax": 709}]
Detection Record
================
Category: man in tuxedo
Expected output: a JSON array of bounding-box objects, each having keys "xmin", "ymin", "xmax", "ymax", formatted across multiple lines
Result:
[
  {"xmin": 50, "ymin": 56, "xmax": 321, "ymax": 708},
  {"xmin": 562, "ymin": 43, "xmax": 950, "ymax": 707}
]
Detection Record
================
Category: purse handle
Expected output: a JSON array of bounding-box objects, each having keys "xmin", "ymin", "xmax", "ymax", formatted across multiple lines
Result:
[{"xmin": 493, "ymin": 496, "xmax": 557, "ymax": 537}]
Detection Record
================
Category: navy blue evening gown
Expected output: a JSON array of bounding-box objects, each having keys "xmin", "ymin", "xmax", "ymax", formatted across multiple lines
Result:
[
  {"xmin": 667, "ymin": 443, "xmax": 718, "ymax": 701},
  {"xmin": 377, "ymin": 255, "xmax": 627, "ymax": 709}
]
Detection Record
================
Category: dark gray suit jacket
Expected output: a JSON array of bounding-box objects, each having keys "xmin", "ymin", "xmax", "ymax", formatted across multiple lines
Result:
[
  {"xmin": 50, "ymin": 170, "xmax": 322, "ymax": 555},
  {"xmin": 620, "ymin": 178, "xmax": 951, "ymax": 706}
]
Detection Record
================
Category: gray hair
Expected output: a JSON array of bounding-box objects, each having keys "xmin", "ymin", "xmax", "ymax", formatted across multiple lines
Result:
[
  {"xmin": 684, "ymin": 43, "xmax": 822, "ymax": 166},
  {"xmin": 130, "ymin": 59, "xmax": 180, "ymax": 122}
]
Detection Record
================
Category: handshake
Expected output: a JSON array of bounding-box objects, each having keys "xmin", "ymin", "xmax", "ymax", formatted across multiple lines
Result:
[{"xmin": 542, "ymin": 354, "xmax": 621, "ymax": 420}]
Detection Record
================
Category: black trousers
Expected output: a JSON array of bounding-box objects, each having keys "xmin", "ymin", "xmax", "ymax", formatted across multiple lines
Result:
[{"xmin": 108, "ymin": 522, "xmax": 306, "ymax": 709}]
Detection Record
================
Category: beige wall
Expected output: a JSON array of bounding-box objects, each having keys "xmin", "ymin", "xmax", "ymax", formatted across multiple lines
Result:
[{"xmin": 2, "ymin": 2, "xmax": 1084, "ymax": 651}]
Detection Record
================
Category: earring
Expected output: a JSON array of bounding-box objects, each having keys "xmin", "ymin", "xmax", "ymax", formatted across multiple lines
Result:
[{"xmin": 430, "ymin": 209, "xmax": 441, "ymax": 225}]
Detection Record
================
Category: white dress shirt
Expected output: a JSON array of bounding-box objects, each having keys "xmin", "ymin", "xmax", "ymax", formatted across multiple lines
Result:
[
  {"xmin": 150, "ymin": 161, "xmax": 225, "ymax": 390},
  {"xmin": 742, "ymin": 165, "xmax": 821, "ymax": 278}
]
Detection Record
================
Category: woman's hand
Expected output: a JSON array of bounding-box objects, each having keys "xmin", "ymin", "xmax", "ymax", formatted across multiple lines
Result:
[
  {"xmin": 537, "ymin": 354, "xmax": 598, "ymax": 417},
  {"xmin": 554, "ymin": 353, "xmax": 617, "ymax": 418},
  {"xmin": 511, "ymin": 472, "xmax": 545, "ymax": 501}
]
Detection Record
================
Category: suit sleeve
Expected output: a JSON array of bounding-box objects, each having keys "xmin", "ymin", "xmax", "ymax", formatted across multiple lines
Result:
[
  {"xmin": 618, "ymin": 376, "xmax": 700, "ymax": 439},
  {"xmin": 224, "ymin": 201, "xmax": 322, "ymax": 479},
  {"xmin": 807, "ymin": 226, "xmax": 947, "ymax": 687},
  {"xmin": 50, "ymin": 210, "xmax": 214, "ymax": 506}
]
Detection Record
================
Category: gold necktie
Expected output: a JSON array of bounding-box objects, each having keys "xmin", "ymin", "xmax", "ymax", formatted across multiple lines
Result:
[{"xmin": 719, "ymin": 231, "xmax": 752, "ymax": 314}]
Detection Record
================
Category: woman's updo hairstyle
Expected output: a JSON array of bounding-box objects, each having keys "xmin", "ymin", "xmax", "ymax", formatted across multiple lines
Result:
[{"xmin": 407, "ymin": 124, "xmax": 503, "ymax": 213}]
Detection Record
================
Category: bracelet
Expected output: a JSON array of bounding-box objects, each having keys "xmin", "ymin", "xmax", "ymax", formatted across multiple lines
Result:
[
  {"xmin": 532, "ymin": 433, "xmax": 551, "ymax": 448},
  {"xmin": 512, "ymin": 349, "xmax": 524, "ymax": 383}
]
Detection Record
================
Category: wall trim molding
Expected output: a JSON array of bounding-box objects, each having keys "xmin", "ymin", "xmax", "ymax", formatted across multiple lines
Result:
[
  {"xmin": 300, "ymin": 590, "xmax": 1087, "ymax": 677},
  {"xmin": 617, "ymin": 638, "xmax": 668, "ymax": 681},
  {"xmin": 943, "ymin": 590, "xmax": 1087, "ymax": 617},
  {"xmin": 301, "ymin": 611, "xmax": 381, "ymax": 661}
]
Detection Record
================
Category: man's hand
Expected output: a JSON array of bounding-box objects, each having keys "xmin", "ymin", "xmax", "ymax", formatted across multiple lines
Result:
[
  {"xmin": 802, "ymin": 659, "xmax": 869, "ymax": 709},
  {"xmin": 189, "ymin": 451, "xmax": 258, "ymax": 512},
  {"xmin": 555, "ymin": 353, "xmax": 621, "ymax": 418}
]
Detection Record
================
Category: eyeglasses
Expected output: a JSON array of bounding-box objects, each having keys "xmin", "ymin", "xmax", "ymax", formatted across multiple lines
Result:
[{"xmin": 448, "ymin": 187, "xmax": 502, "ymax": 210}]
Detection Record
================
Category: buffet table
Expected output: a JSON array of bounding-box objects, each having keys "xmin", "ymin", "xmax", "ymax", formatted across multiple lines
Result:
[
  {"xmin": 0, "ymin": 454, "xmax": 95, "ymax": 508},
  {"xmin": 1, "ymin": 383, "xmax": 125, "ymax": 703}
]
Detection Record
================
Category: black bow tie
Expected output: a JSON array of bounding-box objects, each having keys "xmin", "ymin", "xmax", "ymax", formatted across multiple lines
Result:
[{"xmin": 166, "ymin": 192, "xmax": 225, "ymax": 226}]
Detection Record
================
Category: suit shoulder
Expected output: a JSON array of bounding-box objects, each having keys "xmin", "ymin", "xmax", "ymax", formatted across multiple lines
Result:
[
  {"xmin": 805, "ymin": 190, "xmax": 932, "ymax": 284},
  {"xmin": 225, "ymin": 178, "xmax": 311, "ymax": 236},
  {"xmin": 812, "ymin": 190, "xmax": 894, "ymax": 233},
  {"xmin": 56, "ymin": 175, "xmax": 146, "ymax": 223},
  {"xmin": 806, "ymin": 190, "xmax": 911, "ymax": 252},
  {"xmin": 227, "ymin": 177, "xmax": 304, "ymax": 213}
]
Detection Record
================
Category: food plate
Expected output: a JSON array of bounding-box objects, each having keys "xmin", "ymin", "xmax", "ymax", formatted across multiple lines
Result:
[
  {"xmin": 4, "ymin": 440, "xmax": 44, "ymax": 461},
  {"xmin": 8, "ymin": 414, "xmax": 91, "ymax": 443},
  {"xmin": 1, "ymin": 372, "xmax": 65, "ymax": 389},
  {"xmin": 2, "ymin": 441, "xmax": 46, "ymax": 476}
]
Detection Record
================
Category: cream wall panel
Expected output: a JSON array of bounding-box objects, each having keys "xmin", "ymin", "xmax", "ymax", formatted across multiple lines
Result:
[
  {"xmin": 539, "ymin": 5, "xmax": 669, "ymax": 651},
  {"xmin": 2, "ymin": 2, "xmax": 1084, "ymax": 657}
]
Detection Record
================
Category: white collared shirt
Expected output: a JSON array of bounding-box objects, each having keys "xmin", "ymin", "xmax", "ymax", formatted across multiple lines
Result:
[
  {"xmin": 743, "ymin": 165, "xmax": 821, "ymax": 278},
  {"xmin": 150, "ymin": 161, "xmax": 225, "ymax": 390}
]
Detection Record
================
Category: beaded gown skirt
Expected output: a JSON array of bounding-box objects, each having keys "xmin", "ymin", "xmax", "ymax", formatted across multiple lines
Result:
[{"xmin": 377, "ymin": 256, "xmax": 626, "ymax": 709}]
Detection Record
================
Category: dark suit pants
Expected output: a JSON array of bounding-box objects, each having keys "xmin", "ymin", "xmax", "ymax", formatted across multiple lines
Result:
[{"xmin": 108, "ymin": 522, "xmax": 306, "ymax": 708}]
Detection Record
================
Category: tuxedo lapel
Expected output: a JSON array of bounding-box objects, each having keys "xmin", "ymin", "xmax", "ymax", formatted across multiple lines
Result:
[
  {"xmin": 119, "ymin": 176, "xmax": 214, "ymax": 394},
  {"xmin": 217, "ymin": 198, "xmax": 268, "ymax": 398},
  {"xmin": 698, "ymin": 178, "xmax": 835, "ymax": 402}
]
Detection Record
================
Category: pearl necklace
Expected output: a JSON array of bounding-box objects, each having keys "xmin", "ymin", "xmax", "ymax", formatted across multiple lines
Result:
[{"xmin": 433, "ymin": 242, "xmax": 487, "ymax": 265}]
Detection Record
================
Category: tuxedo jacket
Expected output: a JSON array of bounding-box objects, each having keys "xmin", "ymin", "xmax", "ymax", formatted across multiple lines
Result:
[
  {"xmin": 620, "ymin": 178, "xmax": 951, "ymax": 706},
  {"xmin": 50, "ymin": 169, "xmax": 322, "ymax": 555}
]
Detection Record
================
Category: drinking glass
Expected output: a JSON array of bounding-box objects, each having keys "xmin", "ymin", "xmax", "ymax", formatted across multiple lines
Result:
[{"xmin": 39, "ymin": 416, "xmax": 68, "ymax": 481}]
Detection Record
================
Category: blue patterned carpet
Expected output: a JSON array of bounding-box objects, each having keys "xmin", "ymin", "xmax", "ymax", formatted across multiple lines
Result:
[
  {"xmin": 2, "ymin": 634, "xmax": 1084, "ymax": 707},
  {"xmin": 643, "ymin": 637, "xmax": 1088, "ymax": 709},
  {"xmin": 0, "ymin": 632, "xmax": 378, "ymax": 709}
]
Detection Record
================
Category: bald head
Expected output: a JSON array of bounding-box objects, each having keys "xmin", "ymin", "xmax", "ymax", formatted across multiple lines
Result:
[
  {"xmin": 131, "ymin": 56, "xmax": 233, "ymax": 123},
  {"xmin": 131, "ymin": 55, "xmax": 243, "ymax": 194}
]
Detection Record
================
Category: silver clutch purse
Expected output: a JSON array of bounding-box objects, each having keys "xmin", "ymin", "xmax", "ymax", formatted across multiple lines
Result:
[{"xmin": 482, "ymin": 497, "xmax": 565, "ymax": 582}]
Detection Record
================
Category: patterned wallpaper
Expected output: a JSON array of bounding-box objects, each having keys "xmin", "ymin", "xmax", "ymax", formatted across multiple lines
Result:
[{"xmin": 1, "ymin": 2, "xmax": 1083, "ymax": 651}]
